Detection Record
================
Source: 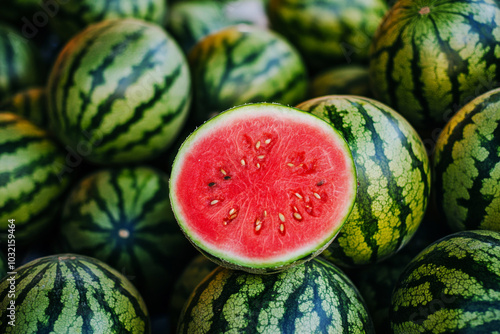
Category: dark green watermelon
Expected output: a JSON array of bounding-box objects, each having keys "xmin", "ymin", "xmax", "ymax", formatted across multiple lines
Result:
[
  {"xmin": 178, "ymin": 257, "xmax": 375, "ymax": 333},
  {"xmin": 58, "ymin": 166, "xmax": 194, "ymax": 307},
  {"xmin": 48, "ymin": 18, "xmax": 192, "ymax": 165},
  {"xmin": 297, "ymin": 96, "xmax": 431, "ymax": 267},
  {"xmin": 390, "ymin": 230, "xmax": 500, "ymax": 333},
  {"xmin": 433, "ymin": 87, "xmax": 500, "ymax": 232},
  {"xmin": 0, "ymin": 112, "xmax": 71, "ymax": 244},
  {"xmin": 0, "ymin": 24, "xmax": 41, "ymax": 102},
  {"xmin": 369, "ymin": 0, "xmax": 500, "ymax": 131},
  {"xmin": 188, "ymin": 25, "xmax": 308, "ymax": 124},
  {"xmin": 0, "ymin": 254, "xmax": 150, "ymax": 333}
]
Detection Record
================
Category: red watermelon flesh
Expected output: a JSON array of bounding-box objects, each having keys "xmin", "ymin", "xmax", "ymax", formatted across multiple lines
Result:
[{"xmin": 170, "ymin": 103, "xmax": 356, "ymax": 273}]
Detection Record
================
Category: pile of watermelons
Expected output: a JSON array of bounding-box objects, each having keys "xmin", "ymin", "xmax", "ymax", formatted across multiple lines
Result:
[{"xmin": 0, "ymin": 0, "xmax": 499, "ymax": 333}]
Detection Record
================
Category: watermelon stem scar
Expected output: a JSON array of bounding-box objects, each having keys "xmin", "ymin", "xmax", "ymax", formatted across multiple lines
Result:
[{"xmin": 170, "ymin": 103, "xmax": 357, "ymax": 273}]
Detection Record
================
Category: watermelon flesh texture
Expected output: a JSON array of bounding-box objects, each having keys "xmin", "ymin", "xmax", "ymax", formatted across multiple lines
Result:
[{"xmin": 170, "ymin": 103, "xmax": 357, "ymax": 273}]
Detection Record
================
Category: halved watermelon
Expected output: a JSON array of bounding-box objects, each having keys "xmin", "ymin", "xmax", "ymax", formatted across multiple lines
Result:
[{"xmin": 169, "ymin": 103, "xmax": 357, "ymax": 273}]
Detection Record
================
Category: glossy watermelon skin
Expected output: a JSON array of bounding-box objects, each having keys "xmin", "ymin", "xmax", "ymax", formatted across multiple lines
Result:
[
  {"xmin": 188, "ymin": 25, "xmax": 308, "ymax": 124},
  {"xmin": 390, "ymin": 230, "xmax": 500, "ymax": 333},
  {"xmin": 297, "ymin": 96, "xmax": 431, "ymax": 267},
  {"xmin": 369, "ymin": 0, "xmax": 500, "ymax": 131},
  {"xmin": 0, "ymin": 24, "xmax": 41, "ymax": 102},
  {"xmin": 0, "ymin": 87, "xmax": 49, "ymax": 130},
  {"xmin": 0, "ymin": 254, "xmax": 150, "ymax": 333},
  {"xmin": 48, "ymin": 18, "xmax": 191, "ymax": 165},
  {"xmin": 178, "ymin": 257, "xmax": 375, "ymax": 333},
  {"xmin": 433, "ymin": 88, "xmax": 500, "ymax": 232},
  {"xmin": 59, "ymin": 166, "xmax": 194, "ymax": 307},
  {"xmin": 0, "ymin": 112, "xmax": 71, "ymax": 244},
  {"xmin": 267, "ymin": 0, "xmax": 388, "ymax": 71}
]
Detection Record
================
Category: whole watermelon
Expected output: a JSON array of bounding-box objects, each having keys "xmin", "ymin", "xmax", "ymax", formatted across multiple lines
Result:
[
  {"xmin": 390, "ymin": 230, "xmax": 500, "ymax": 333},
  {"xmin": 178, "ymin": 257, "xmax": 375, "ymax": 333},
  {"xmin": 46, "ymin": 0, "xmax": 166, "ymax": 42},
  {"xmin": 0, "ymin": 24, "xmax": 41, "ymax": 102},
  {"xmin": 48, "ymin": 18, "xmax": 191, "ymax": 165},
  {"xmin": 58, "ymin": 166, "xmax": 194, "ymax": 307},
  {"xmin": 268, "ymin": 0, "xmax": 388, "ymax": 70},
  {"xmin": 0, "ymin": 112, "xmax": 71, "ymax": 244},
  {"xmin": 0, "ymin": 254, "xmax": 150, "ymax": 333},
  {"xmin": 188, "ymin": 25, "xmax": 308, "ymax": 124},
  {"xmin": 433, "ymin": 87, "xmax": 500, "ymax": 232},
  {"xmin": 297, "ymin": 96, "xmax": 431, "ymax": 267},
  {"xmin": 369, "ymin": 0, "xmax": 500, "ymax": 131}
]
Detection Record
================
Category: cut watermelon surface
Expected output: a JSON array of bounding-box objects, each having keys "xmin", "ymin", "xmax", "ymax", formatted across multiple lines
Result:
[{"xmin": 170, "ymin": 103, "xmax": 357, "ymax": 273}]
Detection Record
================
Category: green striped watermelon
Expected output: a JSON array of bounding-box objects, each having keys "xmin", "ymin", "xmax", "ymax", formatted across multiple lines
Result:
[
  {"xmin": 0, "ymin": 112, "xmax": 71, "ymax": 244},
  {"xmin": 48, "ymin": 18, "xmax": 191, "ymax": 165},
  {"xmin": 46, "ymin": 0, "xmax": 166, "ymax": 42},
  {"xmin": 297, "ymin": 96, "xmax": 431, "ymax": 267},
  {"xmin": 170, "ymin": 103, "xmax": 357, "ymax": 273},
  {"xmin": 349, "ymin": 214, "xmax": 451, "ymax": 333},
  {"xmin": 0, "ymin": 252, "xmax": 6, "ymax": 280},
  {"xmin": 369, "ymin": 0, "xmax": 500, "ymax": 131},
  {"xmin": 433, "ymin": 88, "xmax": 500, "ymax": 232},
  {"xmin": 390, "ymin": 230, "xmax": 500, "ymax": 333},
  {"xmin": 0, "ymin": 24, "xmax": 41, "ymax": 102},
  {"xmin": 188, "ymin": 24, "xmax": 308, "ymax": 124},
  {"xmin": 0, "ymin": 254, "xmax": 150, "ymax": 333},
  {"xmin": 267, "ymin": 0, "xmax": 388, "ymax": 71},
  {"xmin": 58, "ymin": 166, "xmax": 193, "ymax": 306},
  {"xmin": 167, "ymin": 1, "xmax": 231, "ymax": 54},
  {"xmin": 0, "ymin": 87, "xmax": 49, "ymax": 130},
  {"xmin": 169, "ymin": 254, "xmax": 218, "ymax": 327},
  {"xmin": 309, "ymin": 65, "xmax": 372, "ymax": 99},
  {"xmin": 178, "ymin": 257, "xmax": 374, "ymax": 333}
]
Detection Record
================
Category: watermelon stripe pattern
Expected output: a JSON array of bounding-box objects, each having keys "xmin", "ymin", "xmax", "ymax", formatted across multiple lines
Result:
[
  {"xmin": 0, "ymin": 112, "xmax": 70, "ymax": 243},
  {"xmin": 48, "ymin": 18, "xmax": 191, "ymax": 164},
  {"xmin": 390, "ymin": 230, "xmax": 500, "ymax": 333},
  {"xmin": 0, "ymin": 25, "xmax": 40, "ymax": 102},
  {"xmin": 297, "ymin": 96, "xmax": 430, "ymax": 266},
  {"xmin": 0, "ymin": 87, "xmax": 49, "ymax": 130},
  {"xmin": 433, "ymin": 88, "xmax": 500, "ymax": 232},
  {"xmin": 369, "ymin": 0, "xmax": 500, "ymax": 129},
  {"xmin": 178, "ymin": 257, "xmax": 374, "ymax": 333},
  {"xmin": 48, "ymin": 0, "xmax": 166, "ymax": 41},
  {"xmin": 59, "ymin": 167, "xmax": 192, "ymax": 304},
  {"xmin": 167, "ymin": 1, "xmax": 229, "ymax": 53},
  {"xmin": 268, "ymin": 0, "xmax": 388, "ymax": 69},
  {"xmin": 0, "ymin": 254, "xmax": 150, "ymax": 333},
  {"xmin": 189, "ymin": 25, "xmax": 307, "ymax": 123}
]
